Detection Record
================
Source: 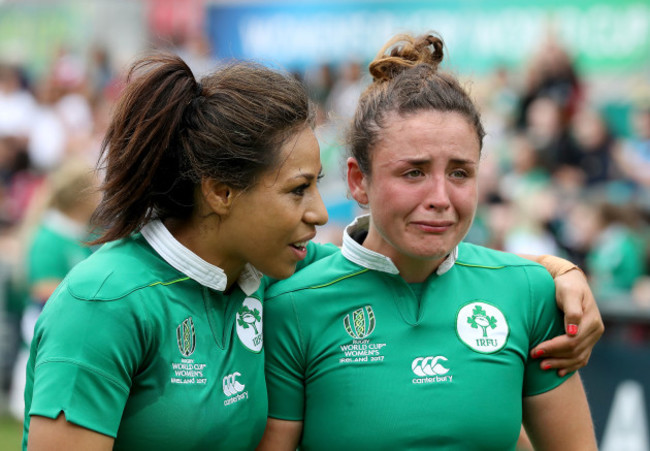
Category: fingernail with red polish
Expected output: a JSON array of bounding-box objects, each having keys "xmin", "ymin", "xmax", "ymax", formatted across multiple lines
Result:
[
  {"xmin": 533, "ymin": 349, "xmax": 545, "ymax": 358},
  {"xmin": 542, "ymin": 363, "xmax": 552, "ymax": 370},
  {"xmin": 567, "ymin": 324, "xmax": 578, "ymax": 335}
]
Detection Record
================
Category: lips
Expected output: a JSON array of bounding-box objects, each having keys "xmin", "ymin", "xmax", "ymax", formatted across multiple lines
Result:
[
  {"xmin": 290, "ymin": 240, "xmax": 308, "ymax": 250},
  {"xmin": 290, "ymin": 233, "xmax": 316, "ymax": 251},
  {"xmin": 411, "ymin": 220, "xmax": 454, "ymax": 233}
]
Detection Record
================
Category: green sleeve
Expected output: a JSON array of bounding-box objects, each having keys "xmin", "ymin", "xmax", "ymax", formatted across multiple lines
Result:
[
  {"xmin": 264, "ymin": 292, "xmax": 307, "ymax": 421},
  {"xmin": 27, "ymin": 281, "xmax": 149, "ymax": 437},
  {"xmin": 522, "ymin": 265, "xmax": 573, "ymax": 397}
]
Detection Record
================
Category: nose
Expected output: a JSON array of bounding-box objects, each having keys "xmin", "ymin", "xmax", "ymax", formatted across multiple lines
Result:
[
  {"xmin": 304, "ymin": 190, "xmax": 329, "ymax": 226},
  {"xmin": 426, "ymin": 176, "xmax": 451, "ymax": 211}
]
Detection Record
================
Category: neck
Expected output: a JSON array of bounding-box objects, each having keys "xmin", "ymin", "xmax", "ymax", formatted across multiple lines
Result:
[
  {"xmin": 361, "ymin": 227, "xmax": 445, "ymax": 283},
  {"xmin": 390, "ymin": 253, "xmax": 444, "ymax": 283},
  {"xmin": 164, "ymin": 217, "xmax": 244, "ymax": 291}
]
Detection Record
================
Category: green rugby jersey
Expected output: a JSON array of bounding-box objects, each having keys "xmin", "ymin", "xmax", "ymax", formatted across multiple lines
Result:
[
  {"xmin": 27, "ymin": 210, "xmax": 93, "ymax": 286},
  {"xmin": 23, "ymin": 220, "xmax": 271, "ymax": 450},
  {"xmin": 21, "ymin": 210, "xmax": 94, "ymax": 346},
  {"xmin": 265, "ymin": 215, "xmax": 571, "ymax": 451}
]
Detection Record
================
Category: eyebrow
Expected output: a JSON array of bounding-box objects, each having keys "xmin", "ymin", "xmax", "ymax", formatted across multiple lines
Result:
[
  {"xmin": 291, "ymin": 167, "xmax": 323, "ymax": 181},
  {"xmin": 394, "ymin": 158, "xmax": 477, "ymax": 166}
]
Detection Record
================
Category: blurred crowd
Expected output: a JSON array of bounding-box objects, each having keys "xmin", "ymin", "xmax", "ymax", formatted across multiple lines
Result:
[{"xmin": 0, "ymin": 30, "xmax": 648, "ymax": 416}]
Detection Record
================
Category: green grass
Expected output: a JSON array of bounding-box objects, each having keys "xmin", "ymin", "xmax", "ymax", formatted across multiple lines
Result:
[{"xmin": 0, "ymin": 414, "xmax": 22, "ymax": 450}]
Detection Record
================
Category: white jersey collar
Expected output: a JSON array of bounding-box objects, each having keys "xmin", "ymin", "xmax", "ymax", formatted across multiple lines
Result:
[
  {"xmin": 141, "ymin": 220, "xmax": 262, "ymax": 295},
  {"xmin": 341, "ymin": 214, "xmax": 457, "ymax": 276}
]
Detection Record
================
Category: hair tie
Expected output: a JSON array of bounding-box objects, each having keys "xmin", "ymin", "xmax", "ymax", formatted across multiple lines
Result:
[{"xmin": 195, "ymin": 82, "xmax": 203, "ymax": 97}]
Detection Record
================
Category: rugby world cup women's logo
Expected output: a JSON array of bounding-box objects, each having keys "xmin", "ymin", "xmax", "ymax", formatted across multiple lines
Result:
[
  {"xmin": 343, "ymin": 305, "xmax": 376, "ymax": 339},
  {"xmin": 176, "ymin": 317, "xmax": 196, "ymax": 357}
]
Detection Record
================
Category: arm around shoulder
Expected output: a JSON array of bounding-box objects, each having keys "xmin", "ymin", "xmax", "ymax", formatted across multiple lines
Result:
[
  {"xmin": 521, "ymin": 253, "xmax": 604, "ymax": 375},
  {"xmin": 522, "ymin": 373, "xmax": 597, "ymax": 451}
]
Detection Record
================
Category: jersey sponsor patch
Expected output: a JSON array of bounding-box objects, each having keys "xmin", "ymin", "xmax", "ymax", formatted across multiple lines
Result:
[
  {"xmin": 456, "ymin": 301, "xmax": 509, "ymax": 353},
  {"xmin": 222, "ymin": 371, "xmax": 249, "ymax": 406},
  {"xmin": 411, "ymin": 356, "xmax": 453, "ymax": 384},
  {"xmin": 236, "ymin": 297, "xmax": 263, "ymax": 352}
]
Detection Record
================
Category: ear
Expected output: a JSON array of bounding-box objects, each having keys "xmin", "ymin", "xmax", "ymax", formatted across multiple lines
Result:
[
  {"xmin": 347, "ymin": 157, "xmax": 369, "ymax": 205},
  {"xmin": 201, "ymin": 178, "xmax": 234, "ymax": 215}
]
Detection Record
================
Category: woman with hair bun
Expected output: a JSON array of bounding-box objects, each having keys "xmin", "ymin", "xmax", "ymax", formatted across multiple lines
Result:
[
  {"xmin": 23, "ymin": 53, "xmax": 330, "ymax": 450},
  {"xmin": 22, "ymin": 45, "xmax": 597, "ymax": 451},
  {"xmin": 259, "ymin": 33, "xmax": 597, "ymax": 450}
]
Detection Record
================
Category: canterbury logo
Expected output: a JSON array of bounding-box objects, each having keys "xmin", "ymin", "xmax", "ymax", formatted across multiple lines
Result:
[
  {"xmin": 411, "ymin": 356, "xmax": 450, "ymax": 377},
  {"xmin": 176, "ymin": 317, "xmax": 196, "ymax": 357},
  {"xmin": 222, "ymin": 372, "xmax": 245, "ymax": 397},
  {"xmin": 343, "ymin": 305, "xmax": 376, "ymax": 339}
]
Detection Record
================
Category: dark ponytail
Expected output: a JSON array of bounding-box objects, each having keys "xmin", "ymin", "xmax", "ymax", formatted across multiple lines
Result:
[{"xmin": 92, "ymin": 53, "xmax": 312, "ymax": 244}]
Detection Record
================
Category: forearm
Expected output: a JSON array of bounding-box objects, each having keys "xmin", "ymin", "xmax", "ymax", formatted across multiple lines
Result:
[{"xmin": 519, "ymin": 254, "xmax": 581, "ymax": 278}]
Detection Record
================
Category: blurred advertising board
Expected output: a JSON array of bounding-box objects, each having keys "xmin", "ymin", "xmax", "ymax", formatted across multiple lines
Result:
[{"xmin": 206, "ymin": 0, "xmax": 650, "ymax": 75}]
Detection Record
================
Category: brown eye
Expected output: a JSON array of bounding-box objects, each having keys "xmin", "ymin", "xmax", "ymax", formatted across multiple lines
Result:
[
  {"xmin": 450, "ymin": 169, "xmax": 470, "ymax": 180},
  {"xmin": 292, "ymin": 183, "xmax": 310, "ymax": 196},
  {"xmin": 404, "ymin": 169, "xmax": 424, "ymax": 178}
]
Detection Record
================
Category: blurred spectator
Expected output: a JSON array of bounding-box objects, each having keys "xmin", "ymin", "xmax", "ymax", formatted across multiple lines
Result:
[
  {"xmin": 571, "ymin": 106, "xmax": 624, "ymax": 187},
  {"xmin": 0, "ymin": 136, "xmax": 40, "ymax": 226},
  {"xmin": 503, "ymin": 190, "xmax": 562, "ymax": 256},
  {"xmin": 304, "ymin": 63, "xmax": 336, "ymax": 111},
  {"xmin": 487, "ymin": 65, "xmax": 519, "ymax": 130},
  {"xmin": 49, "ymin": 48, "xmax": 95, "ymax": 158},
  {"xmin": 569, "ymin": 201, "xmax": 647, "ymax": 302},
  {"xmin": 516, "ymin": 36, "xmax": 583, "ymax": 131},
  {"xmin": 525, "ymin": 95, "xmax": 583, "ymax": 178},
  {"xmin": 499, "ymin": 132, "xmax": 552, "ymax": 202},
  {"xmin": 87, "ymin": 45, "xmax": 116, "ymax": 100},
  {"xmin": 0, "ymin": 64, "xmax": 36, "ymax": 144},
  {"xmin": 27, "ymin": 76, "xmax": 67, "ymax": 172},
  {"xmin": 325, "ymin": 60, "xmax": 366, "ymax": 122},
  {"xmin": 172, "ymin": 32, "xmax": 219, "ymax": 78},
  {"xmin": 8, "ymin": 157, "xmax": 99, "ymax": 421},
  {"xmin": 615, "ymin": 105, "xmax": 650, "ymax": 188}
]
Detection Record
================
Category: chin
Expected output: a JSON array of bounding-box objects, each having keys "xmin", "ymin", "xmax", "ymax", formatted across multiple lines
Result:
[{"xmin": 265, "ymin": 264, "xmax": 298, "ymax": 281}]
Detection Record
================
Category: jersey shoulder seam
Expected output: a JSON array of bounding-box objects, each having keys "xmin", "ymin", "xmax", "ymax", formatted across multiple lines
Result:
[
  {"xmin": 68, "ymin": 275, "xmax": 192, "ymax": 302},
  {"xmin": 266, "ymin": 268, "xmax": 370, "ymax": 301}
]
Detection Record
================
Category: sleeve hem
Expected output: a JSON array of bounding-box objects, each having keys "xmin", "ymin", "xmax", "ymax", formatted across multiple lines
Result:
[
  {"xmin": 524, "ymin": 370, "xmax": 576, "ymax": 397},
  {"xmin": 27, "ymin": 409, "xmax": 118, "ymax": 438}
]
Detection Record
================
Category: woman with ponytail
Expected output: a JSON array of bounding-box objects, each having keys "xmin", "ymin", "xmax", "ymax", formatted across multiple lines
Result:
[
  {"xmin": 23, "ymin": 47, "xmax": 599, "ymax": 451},
  {"xmin": 23, "ymin": 54, "xmax": 329, "ymax": 450},
  {"xmin": 259, "ymin": 33, "xmax": 597, "ymax": 450}
]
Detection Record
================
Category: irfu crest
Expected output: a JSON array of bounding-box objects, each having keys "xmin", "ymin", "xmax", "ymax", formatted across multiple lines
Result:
[
  {"xmin": 467, "ymin": 304, "xmax": 498, "ymax": 338},
  {"xmin": 456, "ymin": 301, "xmax": 509, "ymax": 354},
  {"xmin": 236, "ymin": 297, "xmax": 264, "ymax": 352},
  {"xmin": 237, "ymin": 304, "xmax": 261, "ymax": 334}
]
